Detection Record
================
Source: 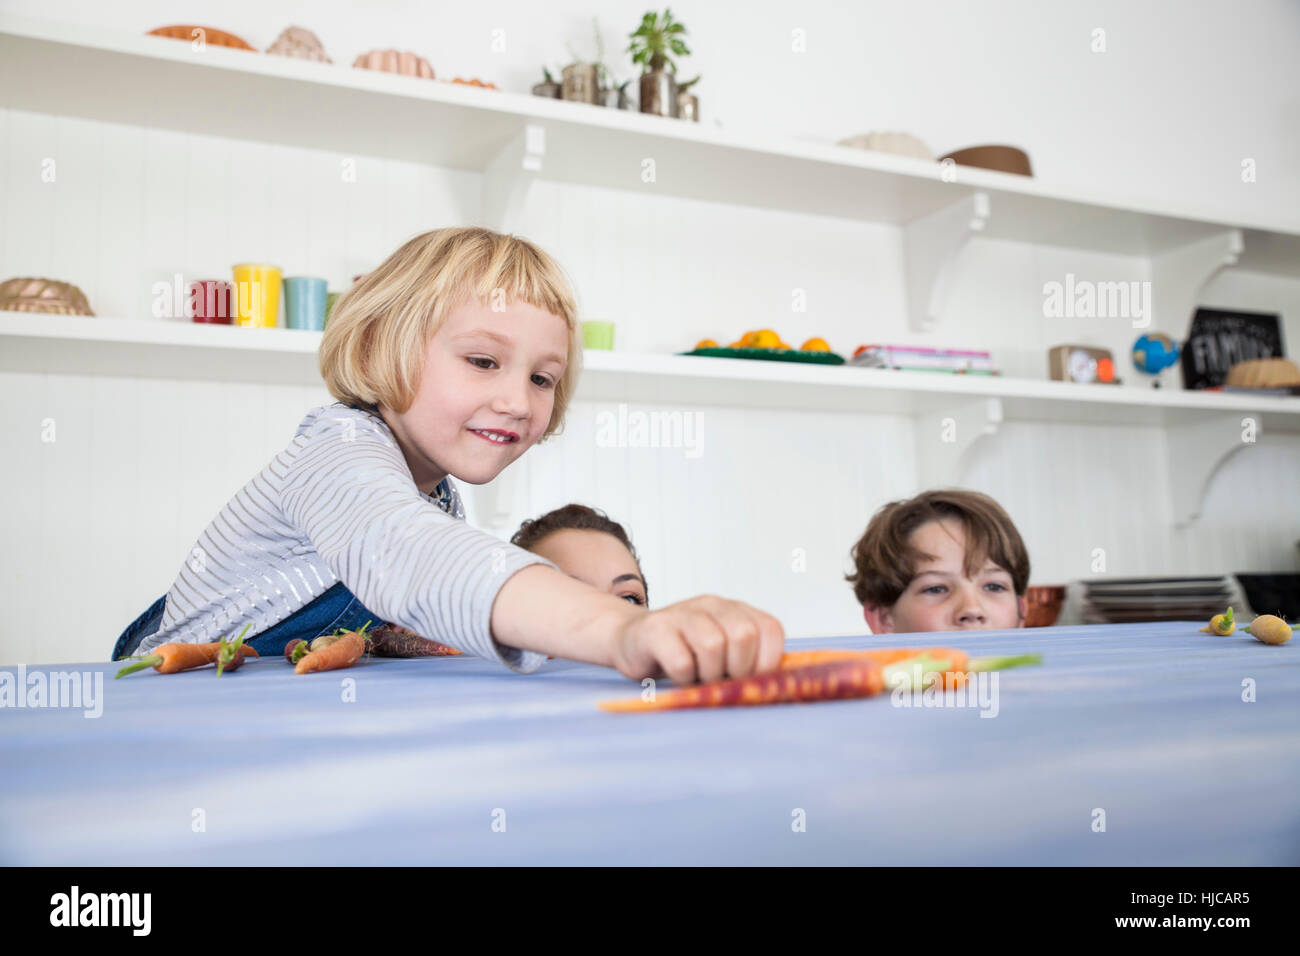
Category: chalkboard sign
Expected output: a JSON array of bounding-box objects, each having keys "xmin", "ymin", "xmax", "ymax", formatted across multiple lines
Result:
[{"xmin": 1180, "ymin": 307, "xmax": 1284, "ymax": 389}]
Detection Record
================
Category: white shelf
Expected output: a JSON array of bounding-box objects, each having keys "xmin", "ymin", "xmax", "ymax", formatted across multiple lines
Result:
[
  {"xmin": 6, "ymin": 310, "xmax": 1299, "ymax": 426},
  {"xmin": 6, "ymin": 311, "xmax": 1296, "ymax": 525},
  {"xmin": 3, "ymin": 14, "xmax": 1300, "ymax": 274}
]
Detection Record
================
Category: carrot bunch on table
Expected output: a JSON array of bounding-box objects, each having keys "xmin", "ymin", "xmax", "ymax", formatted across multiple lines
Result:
[
  {"xmin": 598, "ymin": 646, "xmax": 1041, "ymax": 713},
  {"xmin": 114, "ymin": 624, "xmax": 256, "ymax": 678},
  {"xmin": 285, "ymin": 621, "xmax": 464, "ymax": 674}
]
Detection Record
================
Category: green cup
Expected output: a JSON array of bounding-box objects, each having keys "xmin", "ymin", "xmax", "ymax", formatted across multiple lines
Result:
[{"xmin": 582, "ymin": 320, "xmax": 615, "ymax": 350}]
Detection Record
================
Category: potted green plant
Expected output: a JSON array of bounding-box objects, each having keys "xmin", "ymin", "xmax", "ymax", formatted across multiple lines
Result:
[
  {"xmin": 531, "ymin": 66, "xmax": 560, "ymax": 99},
  {"xmin": 600, "ymin": 77, "xmax": 634, "ymax": 109},
  {"xmin": 675, "ymin": 74, "xmax": 701, "ymax": 121},
  {"xmin": 627, "ymin": 8, "xmax": 690, "ymax": 117}
]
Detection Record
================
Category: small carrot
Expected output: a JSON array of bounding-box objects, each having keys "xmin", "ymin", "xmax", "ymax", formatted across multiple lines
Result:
[
  {"xmin": 779, "ymin": 647, "xmax": 1001, "ymax": 690},
  {"xmin": 774, "ymin": 647, "xmax": 972, "ymax": 686},
  {"xmin": 115, "ymin": 624, "xmax": 256, "ymax": 678},
  {"xmin": 1199, "ymin": 606, "xmax": 1235, "ymax": 635},
  {"xmin": 308, "ymin": 621, "xmax": 375, "ymax": 654},
  {"xmin": 598, "ymin": 652, "xmax": 1042, "ymax": 712},
  {"xmin": 365, "ymin": 624, "xmax": 462, "ymax": 658},
  {"xmin": 599, "ymin": 658, "xmax": 887, "ymax": 712},
  {"xmin": 215, "ymin": 629, "xmax": 251, "ymax": 676},
  {"xmin": 295, "ymin": 622, "xmax": 371, "ymax": 675}
]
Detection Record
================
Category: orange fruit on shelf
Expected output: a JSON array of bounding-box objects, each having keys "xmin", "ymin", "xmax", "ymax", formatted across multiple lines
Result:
[
  {"xmin": 801, "ymin": 337, "xmax": 831, "ymax": 352},
  {"xmin": 751, "ymin": 329, "xmax": 781, "ymax": 349},
  {"xmin": 695, "ymin": 338, "xmax": 718, "ymax": 349}
]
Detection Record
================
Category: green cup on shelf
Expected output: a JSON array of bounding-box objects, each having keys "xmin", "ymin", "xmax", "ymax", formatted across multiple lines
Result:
[{"xmin": 582, "ymin": 320, "xmax": 615, "ymax": 350}]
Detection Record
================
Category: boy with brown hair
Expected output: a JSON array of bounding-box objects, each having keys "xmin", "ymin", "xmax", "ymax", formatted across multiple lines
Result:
[{"xmin": 846, "ymin": 489, "xmax": 1030, "ymax": 634}]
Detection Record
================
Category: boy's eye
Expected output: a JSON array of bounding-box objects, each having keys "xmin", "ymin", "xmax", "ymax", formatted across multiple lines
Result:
[
  {"xmin": 922, "ymin": 585, "xmax": 947, "ymax": 595},
  {"xmin": 532, "ymin": 373, "xmax": 554, "ymax": 388},
  {"xmin": 985, "ymin": 582, "xmax": 1008, "ymax": 593}
]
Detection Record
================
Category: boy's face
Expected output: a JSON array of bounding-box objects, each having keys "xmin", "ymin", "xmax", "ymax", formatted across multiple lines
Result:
[
  {"xmin": 864, "ymin": 518, "xmax": 1025, "ymax": 634},
  {"xmin": 380, "ymin": 298, "xmax": 569, "ymax": 492},
  {"xmin": 527, "ymin": 529, "xmax": 648, "ymax": 608}
]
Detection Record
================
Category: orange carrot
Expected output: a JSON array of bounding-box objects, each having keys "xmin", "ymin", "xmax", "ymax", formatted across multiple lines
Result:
[
  {"xmin": 598, "ymin": 651, "xmax": 1043, "ymax": 712},
  {"xmin": 364, "ymin": 624, "xmax": 462, "ymax": 658},
  {"xmin": 115, "ymin": 624, "xmax": 257, "ymax": 678},
  {"xmin": 780, "ymin": 647, "xmax": 972, "ymax": 690},
  {"xmin": 295, "ymin": 629, "xmax": 367, "ymax": 675},
  {"xmin": 599, "ymin": 658, "xmax": 886, "ymax": 712}
]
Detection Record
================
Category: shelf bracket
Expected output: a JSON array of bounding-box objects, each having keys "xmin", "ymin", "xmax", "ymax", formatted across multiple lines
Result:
[
  {"xmin": 904, "ymin": 192, "xmax": 990, "ymax": 333},
  {"xmin": 480, "ymin": 123, "xmax": 546, "ymax": 233},
  {"xmin": 914, "ymin": 395, "xmax": 1003, "ymax": 487},
  {"xmin": 1148, "ymin": 229, "xmax": 1243, "ymax": 333},
  {"xmin": 1166, "ymin": 412, "xmax": 1255, "ymax": 527}
]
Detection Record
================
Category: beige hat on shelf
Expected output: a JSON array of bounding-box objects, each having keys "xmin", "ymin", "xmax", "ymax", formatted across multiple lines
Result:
[{"xmin": 836, "ymin": 131, "xmax": 934, "ymax": 161}]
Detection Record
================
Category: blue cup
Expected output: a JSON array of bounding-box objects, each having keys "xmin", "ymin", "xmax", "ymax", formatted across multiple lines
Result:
[{"xmin": 283, "ymin": 277, "xmax": 328, "ymax": 331}]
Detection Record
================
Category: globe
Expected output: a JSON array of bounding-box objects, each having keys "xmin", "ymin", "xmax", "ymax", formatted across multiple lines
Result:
[{"xmin": 1132, "ymin": 332, "xmax": 1179, "ymax": 376}]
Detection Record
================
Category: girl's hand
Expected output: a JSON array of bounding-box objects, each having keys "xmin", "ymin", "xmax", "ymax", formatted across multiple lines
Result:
[{"xmin": 610, "ymin": 595, "xmax": 785, "ymax": 684}]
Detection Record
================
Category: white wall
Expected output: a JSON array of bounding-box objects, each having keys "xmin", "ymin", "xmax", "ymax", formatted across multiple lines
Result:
[{"xmin": 2, "ymin": 0, "xmax": 1298, "ymax": 665}]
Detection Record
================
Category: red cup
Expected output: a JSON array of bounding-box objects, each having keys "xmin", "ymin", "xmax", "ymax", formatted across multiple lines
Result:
[{"xmin": 190, "ymin": 279, "xmax": 233, "ymax": 324}]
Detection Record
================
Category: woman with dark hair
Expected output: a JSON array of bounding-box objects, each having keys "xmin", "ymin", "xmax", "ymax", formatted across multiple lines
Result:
[{"xmin": 512, "ymin": 504, "xmax": 649, "ymax": 608}]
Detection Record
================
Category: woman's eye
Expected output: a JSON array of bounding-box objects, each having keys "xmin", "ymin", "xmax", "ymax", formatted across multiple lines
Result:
[
  {"xmin": 532, "ymin": 374, "xmax": 554, "ymax": 388},
  {"xmin": 468, "ymin": 356, "xmax": 496, "ymax": 370},
  {"xmin": 621, "ymin": 593, "xmax": 645, "ymax": 606}
]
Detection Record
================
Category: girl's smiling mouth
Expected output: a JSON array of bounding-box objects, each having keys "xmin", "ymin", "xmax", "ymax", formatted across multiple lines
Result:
[{"xmin": 469, "ymin": 428, "xmax": 520, "ymax": 444}]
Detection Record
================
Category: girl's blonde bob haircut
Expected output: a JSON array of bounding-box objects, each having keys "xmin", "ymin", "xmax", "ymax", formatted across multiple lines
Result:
[{"xmin": 320, "ymin": 226, "xmax": 581, "ymax": 440}]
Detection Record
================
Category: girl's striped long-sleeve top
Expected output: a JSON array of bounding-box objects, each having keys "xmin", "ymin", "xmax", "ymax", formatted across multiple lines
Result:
[{"xmin": 136, "ymin": 402, "xmax": 558, "ymax": 673}]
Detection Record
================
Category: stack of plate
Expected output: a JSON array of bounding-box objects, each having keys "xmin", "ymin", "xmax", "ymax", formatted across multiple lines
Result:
[{"xmin": 1080, "ymin": 576, "xmax": 1232, "ymax": 624}]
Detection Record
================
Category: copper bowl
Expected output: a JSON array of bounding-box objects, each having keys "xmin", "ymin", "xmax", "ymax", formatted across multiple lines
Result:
[
  {"xmin": 147, "ymin": 25, "xmax": 256, "ymax": 51},
  {"xmin": 939, "ymin": 144, "xmax": 1032, "ymax": 177},
  {"xmin": 1024, "ymin": 585, "xmax": 1066, "ymax": 627}
]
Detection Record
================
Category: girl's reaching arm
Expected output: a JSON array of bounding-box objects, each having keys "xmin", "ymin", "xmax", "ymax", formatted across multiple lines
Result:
[{"xmin": 491, "ymin": 564, "xmax": 786, "ymax": 684}]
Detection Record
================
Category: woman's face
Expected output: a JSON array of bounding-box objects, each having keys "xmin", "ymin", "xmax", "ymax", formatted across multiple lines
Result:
[
  {"xmin": 864, "ymin": 518, "xmax": 1025, "ymax": 634},
  {"xmin": 379, "ymin": 297, "xmax": 570, "ymax": 493},
  {"xmin": 527, "ymin": 529, "xmax": 648, "ymax": 608}
]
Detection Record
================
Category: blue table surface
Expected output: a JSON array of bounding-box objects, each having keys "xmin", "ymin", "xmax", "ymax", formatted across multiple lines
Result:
[{"xmin": 2, "ymin": 621, "xmax": 1298, "ymax": 865}]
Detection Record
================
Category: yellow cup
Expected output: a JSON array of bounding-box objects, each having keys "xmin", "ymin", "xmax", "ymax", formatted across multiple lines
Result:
[{"xmin": 231, "ymin": 263, "xmax": 283, "ymax": 328}]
